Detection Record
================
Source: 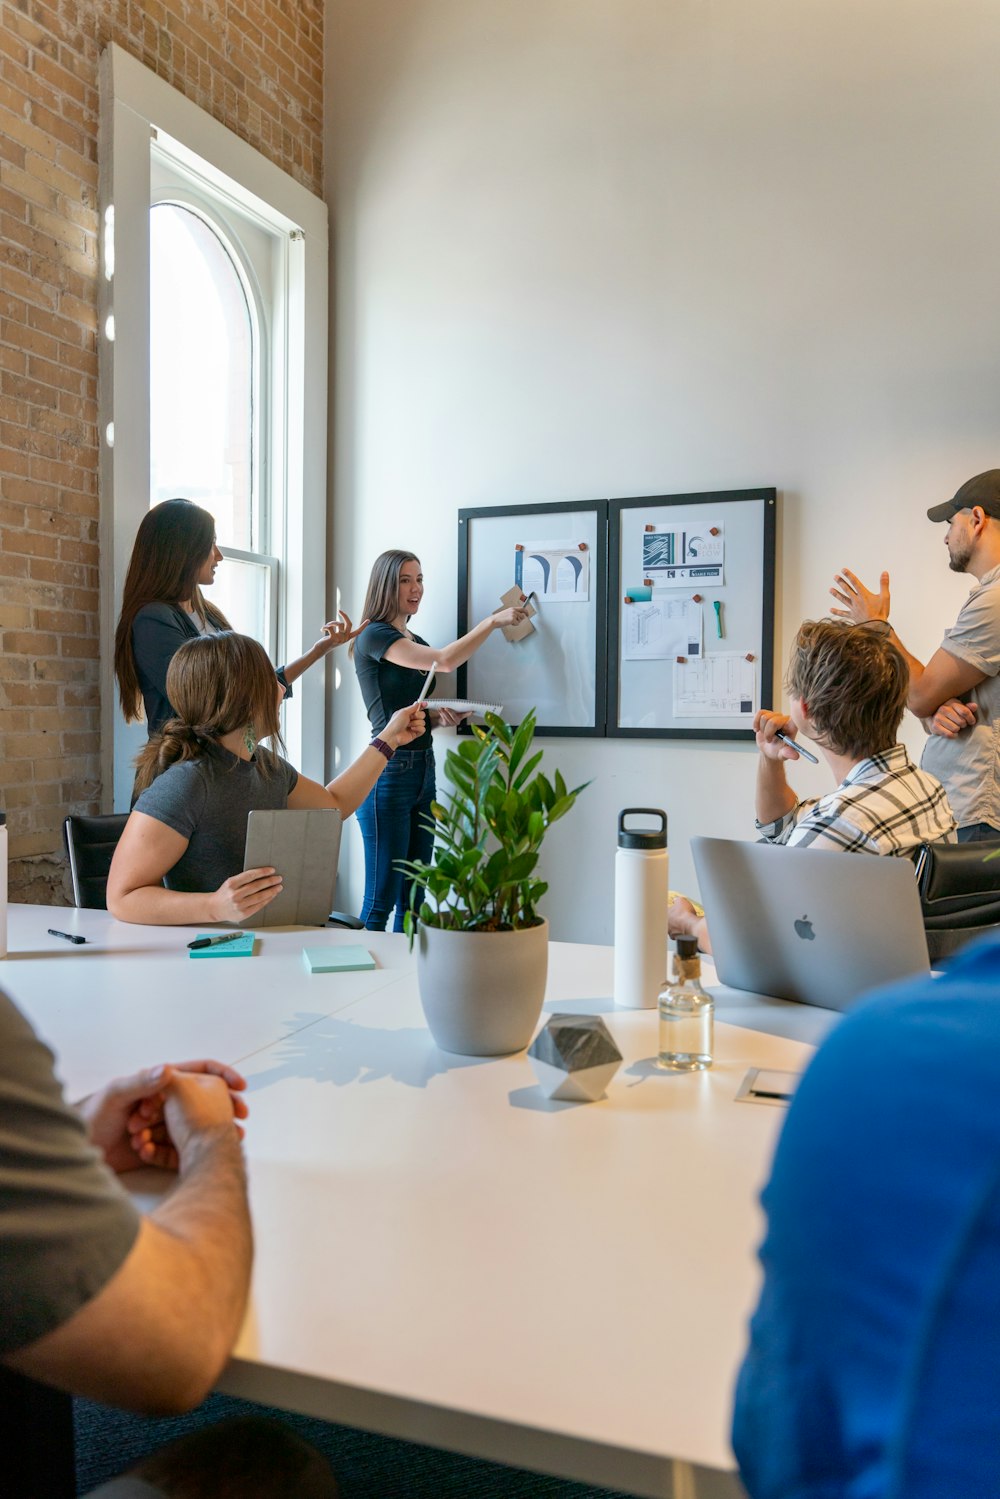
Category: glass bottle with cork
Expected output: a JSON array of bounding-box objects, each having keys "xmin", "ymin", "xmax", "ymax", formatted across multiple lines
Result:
[{"xmin": 657, "ymin": 935, "xmax": 713, "ymax": 1071}]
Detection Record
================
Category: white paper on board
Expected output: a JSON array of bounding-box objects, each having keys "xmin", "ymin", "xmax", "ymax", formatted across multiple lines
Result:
[
  {"xmin": 515, "ymin": 540, "xmax": 590, "ymax": 602},
  {"xmin": 674, "ymin": 652, "xmax": 756, "ymax": 718},
  {"xmin": 623, "ymin": 597, "xmax": 703, "ymax": 661},
  {"xmin": 642, "ymin": 520, "xmax": 724, "ymax": 588}
]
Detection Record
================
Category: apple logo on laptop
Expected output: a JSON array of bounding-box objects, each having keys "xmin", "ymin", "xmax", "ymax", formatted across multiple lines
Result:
[{"xmin": 794, "ymin": 915, "xmax": 815, "ymax": 941}]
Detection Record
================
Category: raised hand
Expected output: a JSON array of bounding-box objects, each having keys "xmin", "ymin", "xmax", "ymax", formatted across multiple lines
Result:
[
  {"xmin": 491, "ymin": 606, "xmax": 527, "ymax": 629},
  {"xmin": 829, "ymin": 568, "xmax": 890, "ymax": 624},
  {"xmin": 754, "ymin": 709, "xmax": 802, "ymax": 760},
  {"xmin": 382, "ymin": 702, "xmax": 427, "ymax": 747},
  {"xmin": 207, "ymin": 866, "xmax": 282, "ymax": 922},
  {"xmin": 317, "ymin": 611, "xmax": 368, "ymax": 653}
]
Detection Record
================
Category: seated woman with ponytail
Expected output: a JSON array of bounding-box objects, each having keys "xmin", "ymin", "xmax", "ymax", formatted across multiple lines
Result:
[{"xmin": 107, "ymin": 632, "xmax": 424, "ymax": 926}]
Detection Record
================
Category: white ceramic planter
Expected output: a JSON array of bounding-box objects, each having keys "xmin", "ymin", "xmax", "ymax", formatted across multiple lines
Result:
[{"xmin": 415, "ymin": 919, "xmax": 549, "ymax": 1056}]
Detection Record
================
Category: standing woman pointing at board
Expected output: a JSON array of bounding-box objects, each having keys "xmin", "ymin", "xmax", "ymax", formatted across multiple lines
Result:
[{"xmin": 350, "ymin": 550, "xmax": 526, "ymax": 931}]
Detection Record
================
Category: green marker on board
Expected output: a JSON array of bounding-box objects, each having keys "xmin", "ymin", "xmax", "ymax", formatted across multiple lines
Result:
[{"xmin": 713, "ymin": 600, "xmax": 724, "ymax": 638}]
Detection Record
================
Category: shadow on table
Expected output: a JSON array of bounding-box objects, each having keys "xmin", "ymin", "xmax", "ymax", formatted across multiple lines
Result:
[{"xmin": 245, "ymin": 1014, "xmax": 491, "ymax": 1092}]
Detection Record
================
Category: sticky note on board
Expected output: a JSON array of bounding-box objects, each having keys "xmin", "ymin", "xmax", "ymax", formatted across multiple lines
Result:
[
  {"xmin": 189, "ymin": 933, "xmax": 257, "ymax": 958},
  {"xmin": 302, "ymin": 945, "xmax": 377, "ymax": 974},
  {"xmin": 497, "ymin": 584, "xmax": 537, "ymax": 642}
]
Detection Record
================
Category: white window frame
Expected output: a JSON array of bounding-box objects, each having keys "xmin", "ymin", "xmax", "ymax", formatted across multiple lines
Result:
[{"xmin": 98, "ymin": 43, "xmax": 328, "ymax": 810}]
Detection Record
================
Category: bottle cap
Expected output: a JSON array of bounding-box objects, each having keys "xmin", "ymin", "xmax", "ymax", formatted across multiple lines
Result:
[
  {"xmin": 0, "ymin": 811, "xmax": 6, "ymax": 826},
  {"xmin": 617, "ymin": 807, "xmax": 667, "ymax": 850},
  {"xmin": 676, "ymin": 935, "xmax": 699, "ymax": 959}
]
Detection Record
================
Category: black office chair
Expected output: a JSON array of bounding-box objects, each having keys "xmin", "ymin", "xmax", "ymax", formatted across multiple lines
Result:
[
  {"xmin": 63, "ymin": 813, "xmax": 130, "ymax": 910},
  {"xmin": 913, "ymin": 839, "xmax": 1000, "ymax": 961},
  {"xmin": 328, "ymin": 909, "xmax": 364, "ymax": 930}
]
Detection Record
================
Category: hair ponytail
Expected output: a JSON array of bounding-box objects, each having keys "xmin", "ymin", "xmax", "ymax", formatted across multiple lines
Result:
[{"xmin": 132, "ymin": 721, "xmax": 205, "ymax": 796}]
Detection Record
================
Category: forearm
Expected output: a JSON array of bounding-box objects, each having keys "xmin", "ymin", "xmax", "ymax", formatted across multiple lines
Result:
[
  {"xmin": 435, "ymin": 616, "xmax": 496, "ymax": 672},
  {"xmin": 325, "ymin": 732, "xmax": 410, "ymax": 819},
  {"xmin": 5, "ymin": 1130, "xmax": 252, "ymax": 1414},
  {"xmin": 278, "ymin": 643, "xmax": 324, "ymax": 687},
  {"xmin": 755, "ymin": 757, "xmax": 798, "ymax": 826},
  {"xmin": 108, "ymin": 884, "xmax": 217, "ymax": 926},
  {"xmin": 151, "ymin": 1130, "xmax": 252, "ymax": 1384},
  {"xmin": 881, "ymin": 625, "xmax": 932, "ymax": 711}
]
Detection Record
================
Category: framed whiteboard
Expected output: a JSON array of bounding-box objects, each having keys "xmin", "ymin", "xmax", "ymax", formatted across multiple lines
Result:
[
  {"xmin": 609, "ymin": 489, "xmax": 776, "ymax": 740},
  {"xmin": 457, "ymin": 500, "xmax": 608, "ymax": 736}
]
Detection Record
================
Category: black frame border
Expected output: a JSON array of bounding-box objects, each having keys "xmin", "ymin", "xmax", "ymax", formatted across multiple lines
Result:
[
  {"xmin": 607, "ymin": 488, "xmax": 777, "ymax": 741},
  {"xmin": 457, "ymin": 499, "xmax": 609, "ymax": 737}
]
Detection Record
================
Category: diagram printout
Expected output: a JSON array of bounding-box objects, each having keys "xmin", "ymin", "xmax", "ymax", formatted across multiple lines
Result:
[
  {"xmin": 623, "ymin": 597, "xmax": 703, "ymax": 661},
  {"xmin": 515, "ymin": 540, "xmax": 590, "ymax": 602},
  {"xmin": 674, "ymin": 652, "xmax": 756, "ymax": 718},
  {"xmin": 642, "ymin": 520, "xmax": 724, "ymax": 588}
]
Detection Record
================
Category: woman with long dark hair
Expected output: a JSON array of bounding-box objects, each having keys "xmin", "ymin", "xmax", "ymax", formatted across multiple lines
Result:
[
  {"xmin": 107, "ymin": 631, "xmax": 424, "ymax": 925},
  {"xmin": 350, "ymin": 549, "xmax": 526, "ymax": 931},
  {"xmin": 114, "ymin": 498, "xmax": 359, "ymax": 737}
]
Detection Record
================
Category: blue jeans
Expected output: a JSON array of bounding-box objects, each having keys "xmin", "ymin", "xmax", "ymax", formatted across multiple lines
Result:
[
  {"xmin": 957, "ymin": 822, "xmax": 1000, "ymax": 843},
  {"xmin": 356, "ymin": 748, "xmax": 436, "ymax": 931}
]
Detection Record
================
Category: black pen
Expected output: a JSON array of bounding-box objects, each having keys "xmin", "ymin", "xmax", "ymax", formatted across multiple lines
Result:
[
  {"xmin": 751, "ymin": 1089, "xmax": 795, "ymax": 1101},
  {"xmin": 48, "ymin": 928, "xmax": 86, "ymax": 945},
  {"xmin": 187, "ymin": 932, "xmax": 243, "ymax": 951},
  {"xmin": 774, "ymin": 731, "xmax": 819, "ymax": 765}
]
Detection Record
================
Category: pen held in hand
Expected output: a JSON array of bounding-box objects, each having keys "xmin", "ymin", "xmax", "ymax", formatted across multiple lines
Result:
[
  {"xmin": 416, "ymin": 660, "xmax": 437, "ymax": 702},
  {"xmin": 774, "ymin": 731, "xmax": 819, "ymax": 764}
]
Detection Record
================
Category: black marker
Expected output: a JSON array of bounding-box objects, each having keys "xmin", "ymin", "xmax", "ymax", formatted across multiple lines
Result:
[
  {"xmin": 774, "ymin": 731, "xmax": 819, "ymax": 765},
  {"xmin": 48, "ymin": 929, "xmax": 86, "ymax": 945},
  {"xmin": 187, "ymin": 932, "xmax": 244, "ymax": 951}
]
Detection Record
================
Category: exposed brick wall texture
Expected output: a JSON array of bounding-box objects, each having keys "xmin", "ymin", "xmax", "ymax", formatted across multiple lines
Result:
[{"xmin": 0, "ymin": 0, "xmax": 323, "ymax": 903}]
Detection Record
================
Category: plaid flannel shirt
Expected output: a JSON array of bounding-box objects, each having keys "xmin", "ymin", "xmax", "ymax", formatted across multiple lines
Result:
[{"xmin": 756, "ymin": 743, "xmax": 957, "ymax": 855}]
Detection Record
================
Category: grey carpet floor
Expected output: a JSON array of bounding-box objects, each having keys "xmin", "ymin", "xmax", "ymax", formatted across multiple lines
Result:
[{"xmin": 75, "ymin": 1392, "xmax": 636, "ymax": 1497}]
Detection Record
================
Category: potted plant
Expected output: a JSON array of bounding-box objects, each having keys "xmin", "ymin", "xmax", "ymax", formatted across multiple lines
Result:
[{"xmin": 399, "ymin": 711, "xmax": 587, "ymax": 1056}]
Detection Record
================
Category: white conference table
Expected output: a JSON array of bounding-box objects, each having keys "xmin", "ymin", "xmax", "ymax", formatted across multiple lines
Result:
[{"xmin": 3, "ymin": 905, "xmax": 838, "ymax": 1499}]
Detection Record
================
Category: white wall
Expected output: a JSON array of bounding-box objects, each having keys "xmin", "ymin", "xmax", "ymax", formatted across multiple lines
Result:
[{"xmin": 324, "ymin": 0, "xmax": 1000, "ymax": 942}]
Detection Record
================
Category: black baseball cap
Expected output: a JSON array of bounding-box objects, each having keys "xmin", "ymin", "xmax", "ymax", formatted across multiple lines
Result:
[{"xmin": 927, "ymin": 470, "xmax": 1000, "ymax": 523}]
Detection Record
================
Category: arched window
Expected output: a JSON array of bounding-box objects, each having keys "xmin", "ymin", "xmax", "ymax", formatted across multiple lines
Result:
[
  {"xmin": 149, "ymin": 203, "xmax": 257, "ymax": 551},
  {"xmin": 101, "ymin": 47, "xmax": 328, "ymax": 811}
]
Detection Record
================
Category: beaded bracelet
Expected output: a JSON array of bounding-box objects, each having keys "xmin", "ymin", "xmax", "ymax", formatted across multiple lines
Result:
[{"xmin": 370, "ymin": 736, "xmax": 395, "ymax": 761}]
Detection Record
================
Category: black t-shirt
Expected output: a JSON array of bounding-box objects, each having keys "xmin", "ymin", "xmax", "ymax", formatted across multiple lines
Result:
[{"xmin": 353, "ymin": 622, "xmax": 432, "ymax": 751}]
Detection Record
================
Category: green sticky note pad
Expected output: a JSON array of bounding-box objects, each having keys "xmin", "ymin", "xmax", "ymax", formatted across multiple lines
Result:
[
  {"xmin": 302, "ymin": 945, "xmax": 376, "ymax": 974},
  {"xmin": 190, "ymin": 933, "xmax": 257, "ymax": 958}
]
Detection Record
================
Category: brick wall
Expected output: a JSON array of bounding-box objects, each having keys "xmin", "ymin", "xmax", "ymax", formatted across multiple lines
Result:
[{"xmin": 0, "ymin": 0, "xmax": 324, "ymax": 902}]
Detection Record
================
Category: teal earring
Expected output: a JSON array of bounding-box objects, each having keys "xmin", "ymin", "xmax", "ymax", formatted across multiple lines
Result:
[{"xmin": 243, "ymin": 724, "xmax": 258, "ymax": 757}]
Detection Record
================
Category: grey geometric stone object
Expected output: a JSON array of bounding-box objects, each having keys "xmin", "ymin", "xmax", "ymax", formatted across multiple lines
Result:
[{"xmin": 527, "ymin": 1014, "xmax": 623, "ymax": 1102}]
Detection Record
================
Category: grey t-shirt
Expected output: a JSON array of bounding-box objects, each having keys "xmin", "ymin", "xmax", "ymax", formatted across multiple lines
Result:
[
  {"xmin": 0, "ymin": 988, "xmax": 140, "ymax": 1355},
  {"xmin": 134, "ymin": 744, "xmax": 299, "ymax": 891},
  {"xmin": 921, "ymin": 564, "xmax": 1000, "ymax": 828}
]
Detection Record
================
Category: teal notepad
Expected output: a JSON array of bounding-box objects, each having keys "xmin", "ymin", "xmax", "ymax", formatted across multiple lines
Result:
[
  {"xmin": 189, "ymin": 933, "xmax": 257, "ymax": 959},
  {"xmin": 302, "ymin": 945, "xmax": 376, "ymax": 974}
]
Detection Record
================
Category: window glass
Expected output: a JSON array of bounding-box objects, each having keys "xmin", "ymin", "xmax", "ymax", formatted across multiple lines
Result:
[{"xmin": 149, "ymin": 203, "xmax": 255, "ymax": 549}]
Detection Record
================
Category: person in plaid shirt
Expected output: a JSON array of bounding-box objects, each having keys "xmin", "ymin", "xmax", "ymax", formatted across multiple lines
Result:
[{"xmin": 670, "ymin": 617, "xmax": 956, "ymax": 953}]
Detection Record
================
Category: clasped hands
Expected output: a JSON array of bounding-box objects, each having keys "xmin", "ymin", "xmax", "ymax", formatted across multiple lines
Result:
[{"xmin": 79, "ymin": 1059, "xmax": 248, "ymax": 1175}]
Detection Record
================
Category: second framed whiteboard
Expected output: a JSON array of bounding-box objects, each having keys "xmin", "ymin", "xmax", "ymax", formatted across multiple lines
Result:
[{"xmin": 609, "ymin": 489, "xmax": 776, "ymax": 739}]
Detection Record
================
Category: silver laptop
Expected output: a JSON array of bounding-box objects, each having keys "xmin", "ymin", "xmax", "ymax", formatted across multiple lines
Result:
[
  {"xmin": 691, "ymin": 836, "xmax": 930, "ymax": 1012},
  {"xmin": 241, "ymin": 809, "xmax": 342, "ymax": 927}
]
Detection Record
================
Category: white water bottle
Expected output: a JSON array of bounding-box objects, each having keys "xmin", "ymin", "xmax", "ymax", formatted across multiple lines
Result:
[
  {"xmin": 613, "ymin": 807, "xmax": 668, "ymax": 1009},
  {"xmin": 0, "ymin": 811, "xmax": 7, "ymax": 959}
]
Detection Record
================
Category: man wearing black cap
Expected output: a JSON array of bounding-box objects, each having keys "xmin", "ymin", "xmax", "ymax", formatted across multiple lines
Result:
[{"xmin": 830, "ymin": 469, "xmax": 1000, "ymax": 841}]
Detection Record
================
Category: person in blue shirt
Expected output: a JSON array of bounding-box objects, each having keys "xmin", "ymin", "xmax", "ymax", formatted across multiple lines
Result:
[
  {"xmin": 733, "ymin": 932, "xmax": 1000, "ymax": 1498},
  {"xmin": 350, "ymin": 549, "xmax": 526, "ymax": 930}
]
